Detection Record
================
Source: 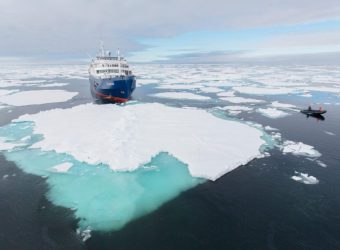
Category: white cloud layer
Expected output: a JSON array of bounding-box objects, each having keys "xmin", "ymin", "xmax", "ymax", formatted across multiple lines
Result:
[{"xmin": 1, "ymin": 0, "xmax": 340, "ymax": 59}]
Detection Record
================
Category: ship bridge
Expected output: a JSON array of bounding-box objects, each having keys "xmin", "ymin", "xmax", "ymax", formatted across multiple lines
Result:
[{"xmin": 89, "ymin": 44, "xmax": 133, "ymax": 79}]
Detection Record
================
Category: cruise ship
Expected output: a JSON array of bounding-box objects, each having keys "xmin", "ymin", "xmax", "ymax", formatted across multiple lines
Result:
[{"xmin": 89, "ymin": 44, "xmax": 136, "ymax": 103}]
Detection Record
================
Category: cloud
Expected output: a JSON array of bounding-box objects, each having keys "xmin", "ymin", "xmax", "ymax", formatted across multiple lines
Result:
[
  {"xmin": 157, "ymin": 50, "xmax": 248, "ymax": 63},
  {"xmin": 259, "ymin": 29, "xmax": 340, "ymax": 48},
  {"xmin": 156, "ymin": 50, "xmax": 340, "ymax": 65},
  {"xmin": 1, "ymin": 0, "xmax": 340, "ymax": 59}
]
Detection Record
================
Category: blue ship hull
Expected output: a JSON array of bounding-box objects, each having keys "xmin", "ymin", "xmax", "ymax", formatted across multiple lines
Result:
[{"xmin": 90, "ymin": 75, "xmax": 136, "ymax": 103}]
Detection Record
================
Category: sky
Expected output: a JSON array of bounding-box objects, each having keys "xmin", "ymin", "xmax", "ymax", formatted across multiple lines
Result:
[{"xmin": 1, "ymin": 0, "xmax": 340, "ymax": 63}]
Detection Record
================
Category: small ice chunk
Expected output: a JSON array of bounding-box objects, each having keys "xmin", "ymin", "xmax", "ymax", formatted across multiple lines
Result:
[
  {"xmin": 291, "ymin": 172, "xmax": 319, "ymax": 185},
  {"xmin": 218, "ymin": 106, "xmax": 253, "ymax": 112},
  {"xmin": 20, "ymin": 136, "xmax": 31, "ymax": 141},
  {"xmin": 257, "ymin": 108, "xmax": 289, "ymax": 119},
  {"xmin": 300, "ymin": 93, "xmax": 312, "ymax": 98},
  {"xmin": 316, "ymin": 160, "xmax": 327, "ymax": 168},
  {"xmin": 52, "ymin": 162, "xmax": 73, "ymax": 173},
  {"xmin": 264, "ymin": 126, "xmax": 278, "ymax": 131},
  {"xmin": 77, "ymin": 228, "xmax": 92, "ymax": 242},
  {"xmin": 270, "ymin": 101, "xmax": 296, "ymax": 109},
  {"xmin": 324, "ymin": 131, "xmax": 336, "ymax": 136}
]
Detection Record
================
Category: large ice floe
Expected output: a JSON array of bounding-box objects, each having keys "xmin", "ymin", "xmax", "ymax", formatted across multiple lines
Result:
[
  {"xmin": 0, "ymin": 102, "xmax": 267, "ymax": 231},
  {"xmin": 0, "ymin": 90, "xmax": 78, "ymax": 106}
]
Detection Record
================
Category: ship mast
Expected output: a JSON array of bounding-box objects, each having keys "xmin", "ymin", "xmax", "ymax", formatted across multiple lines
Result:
[
  {"xmin": 117, "ymin": 48, "xmax": 121, "ymax": 75},
  {"xmin": 100, "ymin": 41, "xmax": 105, "ymax": 57}
]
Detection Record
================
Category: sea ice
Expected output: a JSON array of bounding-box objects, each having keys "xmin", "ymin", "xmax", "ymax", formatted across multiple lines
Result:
[
  {"xmin": 217, "ymin": 106, "xmax": 253, "ymax": 115},
  {"xmin": 220, "ymin": 96, "xmax": 265, "ymax": 104},
  {"xmin": 52, "ymin": 162, "xmax": 73, "ymax": 173},
  {"xmin": 199, "ymin": 87, "xmax": 223, "ymax": 93},
  {"xmin": 137, "ymin": 79, "xmax": 160, "ymax": 85},
  {"xmin": 0, "ymin": 137, "xmax": 25, "ymax": 151},
  {"xmin": 16, "ymin": 103, "xmax": 265, "ymax": 180},
  {"xmin": 233, "ymin": 86, "xmax": 296, "ymax": 95},
  {"xmin": 257, "ymin": 108, "xmax": 290, "ymax": 119},
  {"xmin": 300, "ymin": 93, "xmax": 313, "ymax": 98},
  {"xmin": 270, "ymin": 101, "xmax": 296, "ymax": 109},
  {"xmin": 282, "ymin": 141, "xmax": 321, "ymax": 158},
  {"xmin": 264, "ymin": 126, "xmax": 278, "ymax": 131},
  {"xmin": 291, "ymin": 172, "xmax": 319, "ymax": 185},
  {"xmin": 0, "ymin": 89, "xmax": 17, "ymax": 97},
  {"xmin": 151, "ymin": 92, "xmax": 211, "ymax": 101},
  {"xmin": 38, "ymin": 83, "xmax": 69, "ymax": 88},
  {"xmin": 156, "ymin": 84, "xmax": 202, "ymax": 90},
  {"xmin": 316, "ymin": 160, "xmax": 327, "ymax": 168},
  {"xmin": 0, "ymin": 90, "xmax": 78, "ymax": 106},
  {"xmin": 217, "ymin": 91, "xmax": 235, "ymax": 97}
]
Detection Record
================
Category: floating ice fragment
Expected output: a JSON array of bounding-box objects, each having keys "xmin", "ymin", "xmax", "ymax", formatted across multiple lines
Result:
[
  {"xmin": 216, "ymin": 105, "xmax": 253, "ymax": 115},
  {"xmin": 270, "ymin": 101, "xmax": 296, "ymax": 109},
  {"xmin": 257, "ymin": 108, "xmax": 290, "ymax": 119},
  {"xmin": 233, "ymin": 86, "xmax": 296, "ymax": 95},
  {"xmin": 316, "ymin": 160, "xmax": 327, "ymax": 168},
  {"xmin": 52, "ymin": 162, "xmax": 73, "ymax": 173},
  {"xmin": 0, "ymin": 90, "xmax": 78, "ymax": 106},
  {"xmin": 199, "ymin": 87, "xmax": 222, "ymax": 93},
  {"xmin": 291, "ymin": 172, "xmax": 319, "ymax": 185},
  {"xmin": 217, "ymin": 91, "xmax": 235, "ymax": 97},
  {"xmin": 151, "ymin": 92, "xmax": 211, "ymax": 100},
  {"xmin": 324, "ymin": 131, "xmax": 336, "ymax": 136},
  {"xmin": 264, "ymin": 126, "xmax": 278, "ymax": 131},
  {"xmin": 220, "ymin": 96, "xmax": 265, "ymax": 104},
  {"xmin": 282, "ymin": 141, "xmax": 321, "ymax": 158},
  {"xmin": 77, "ymin": 227, "xmax": 92, "ymax": 242}
]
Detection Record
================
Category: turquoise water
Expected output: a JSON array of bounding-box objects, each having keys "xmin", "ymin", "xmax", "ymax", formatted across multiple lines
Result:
[{"xmin": 0, "ymin": 122, "xmax": 203, "ymax": 231}]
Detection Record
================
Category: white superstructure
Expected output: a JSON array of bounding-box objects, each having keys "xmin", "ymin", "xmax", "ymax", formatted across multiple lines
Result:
[{"xmin": 89, "ymin": 43, "xmax": 133, "ymax": 79}]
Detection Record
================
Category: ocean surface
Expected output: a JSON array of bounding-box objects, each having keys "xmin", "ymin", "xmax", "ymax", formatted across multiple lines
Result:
[{"xmin": 0, "ymin": 64, "xmax": 340, "ymax": 249}]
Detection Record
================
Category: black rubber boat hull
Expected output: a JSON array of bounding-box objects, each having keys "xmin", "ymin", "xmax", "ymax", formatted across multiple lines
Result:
[{"xmin": 300, "ymin": 110, "xmax": 327, "ymax": 115}]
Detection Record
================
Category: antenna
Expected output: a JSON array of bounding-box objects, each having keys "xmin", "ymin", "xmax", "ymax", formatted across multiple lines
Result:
[{"xmin": 99, "ymin": 41, "xmax": 105, "ymax": 57}]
